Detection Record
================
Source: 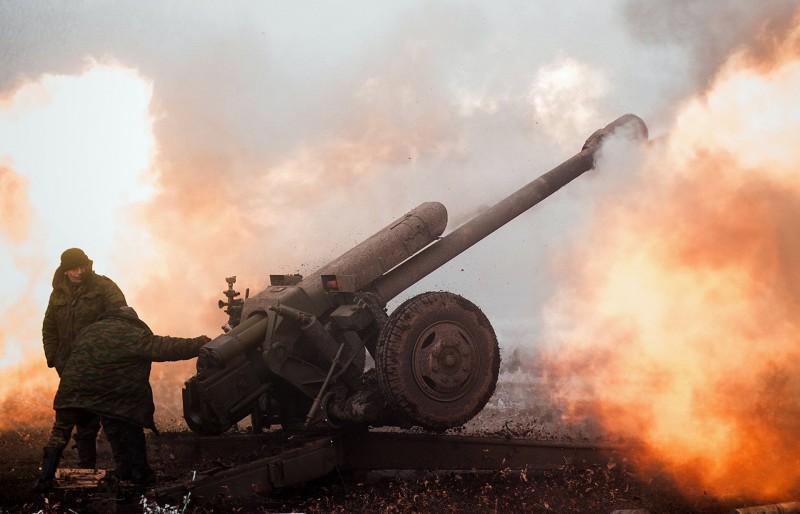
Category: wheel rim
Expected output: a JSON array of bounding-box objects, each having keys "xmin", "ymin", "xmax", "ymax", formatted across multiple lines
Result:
[{"xmin": 411, "ymin": 320, "xmax": 478, "ymax": 402}]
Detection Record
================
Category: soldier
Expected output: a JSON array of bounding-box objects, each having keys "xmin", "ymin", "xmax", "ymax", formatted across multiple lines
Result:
[
  {"xmin": 35, "ymin": 306, "xmax": 210, "ymax": 490},
  {"xmin": 42, "ymin": 248, "xmax": 127, "ymax": 469}
]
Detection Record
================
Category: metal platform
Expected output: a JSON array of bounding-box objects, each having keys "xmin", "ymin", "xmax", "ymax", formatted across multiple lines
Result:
[{"xmin": 151, "ymin": 430, "xmax": 624, "ymax": 502}]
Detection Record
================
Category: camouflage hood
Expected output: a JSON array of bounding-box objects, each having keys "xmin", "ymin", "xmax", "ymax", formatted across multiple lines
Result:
[{"xmin": 97, "ymin": 306, "xmax": 152, "ymax": 332}]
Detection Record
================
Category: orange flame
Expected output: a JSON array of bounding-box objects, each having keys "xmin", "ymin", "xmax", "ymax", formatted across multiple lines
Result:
[
  {"xmin": 0, "ymin": 56, "xmax": 455, "ymax": 433},
  {"xmin": 537, "ymin": 15, "xmax": 800, "ymax": 501}
]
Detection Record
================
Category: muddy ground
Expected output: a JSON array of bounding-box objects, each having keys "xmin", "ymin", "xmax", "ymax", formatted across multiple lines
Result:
[{"xmin": 0, "ymin": 374, "xmax": 787, "ymax": 513}]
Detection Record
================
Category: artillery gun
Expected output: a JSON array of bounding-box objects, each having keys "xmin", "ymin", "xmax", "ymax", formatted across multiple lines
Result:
[{"xmin": 183, "ymin": 114, "xmax": 648, "ymax": 435}]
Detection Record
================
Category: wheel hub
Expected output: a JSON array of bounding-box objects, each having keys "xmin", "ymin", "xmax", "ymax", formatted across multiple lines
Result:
[{"xmin": 412, "ymin": 321, "xmax": 477, "ymax": 401}]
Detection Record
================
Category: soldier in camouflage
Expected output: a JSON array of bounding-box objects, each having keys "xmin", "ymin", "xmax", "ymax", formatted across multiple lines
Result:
[
  {"xmin": 41, "ymin": 248, "xmax": 127, "ymax": 469},
  {"xmin": 34, "ymin": 306, "xmax": 210, "ymax": 491}
]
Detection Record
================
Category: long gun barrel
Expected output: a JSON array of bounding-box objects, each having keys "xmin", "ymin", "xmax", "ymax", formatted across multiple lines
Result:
[{"xmin": 368, "ymin": 113, "xmax": 647, "ymax": 303}]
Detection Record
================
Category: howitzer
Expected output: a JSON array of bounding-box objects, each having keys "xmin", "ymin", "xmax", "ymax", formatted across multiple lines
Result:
[{"xmin": 183, "ymin": 114, "xmax": 648, "ymax": 435}]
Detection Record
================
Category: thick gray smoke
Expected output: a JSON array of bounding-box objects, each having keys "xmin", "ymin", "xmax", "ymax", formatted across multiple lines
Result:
[{"xmin": 623, "ymin": 1, "xmax": 798, "ymax": 89}]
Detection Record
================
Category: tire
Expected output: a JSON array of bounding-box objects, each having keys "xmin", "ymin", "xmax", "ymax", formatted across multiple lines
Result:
[{"xmin": 376, "ymin": 291, "xmax": 500, "ymax": 431}]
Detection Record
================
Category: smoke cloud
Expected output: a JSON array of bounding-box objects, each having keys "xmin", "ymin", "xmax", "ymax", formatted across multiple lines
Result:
[
  {"xmin": 0, "ymin": 165, "xmax": 30, "ymax": 243},
  {"xmin": 535, "ymin": 10, "xmax": 800, "ymax": 501}
]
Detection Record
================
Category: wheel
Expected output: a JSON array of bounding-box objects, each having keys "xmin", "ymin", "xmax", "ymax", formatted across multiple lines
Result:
[{"xmin": 376, "ymin": 291, "xmax": 500, "ymax": 431}]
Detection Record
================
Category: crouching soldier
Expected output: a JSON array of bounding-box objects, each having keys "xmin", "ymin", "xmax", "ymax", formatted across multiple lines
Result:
[{"xmin": 35, "ymin": 306, "xmax": 210, "ymax": 491}]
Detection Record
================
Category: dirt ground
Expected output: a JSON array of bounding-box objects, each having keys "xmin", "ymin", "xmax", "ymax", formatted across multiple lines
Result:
[
  {"xmin": 0, "ymin": 374, "xmax": 787, "ymax": 513},
  {"xmin": 0, "ymin": 427, "xmax": 740, "ymax": 514}
]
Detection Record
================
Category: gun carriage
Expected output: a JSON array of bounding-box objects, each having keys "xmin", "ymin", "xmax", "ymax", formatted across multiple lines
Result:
[{"xmin": 182, "ymin": 114, "xmax": 648, "ymax": 435}]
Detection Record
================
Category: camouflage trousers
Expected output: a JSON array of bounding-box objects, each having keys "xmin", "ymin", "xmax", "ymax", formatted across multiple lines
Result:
[
  {"xmin": 46, "ymin": 408, "xmax": 101, "ymax": 449},
  {"xmin": 101, "ymin": 417, "xmax": 152, "ymax": 480}
]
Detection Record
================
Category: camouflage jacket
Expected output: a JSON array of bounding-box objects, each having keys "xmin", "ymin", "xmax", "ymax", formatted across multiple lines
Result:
[
  {"xmin": 42, "ymin": 269, "xmax": 127, "ymax": 373},
  {"xmin": 53, "ymin": 309, "xmax": 208, "ymax": 430}
]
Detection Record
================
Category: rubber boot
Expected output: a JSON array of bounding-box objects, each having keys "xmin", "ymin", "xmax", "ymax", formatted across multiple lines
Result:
[
  {"xmin": 74, "ymin": 436, "xmax": 97, "ymax": 469},
  {"xmin": 108, "ymin": 435, "xmax": 132, "ymax": 480},
  {"xmin": 129, "ymin": 429, "xmax": 155, "ymax": 485},
  {"xmin": 33, "ymin": 446, "xmax": 63, "ymax": 492}
]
